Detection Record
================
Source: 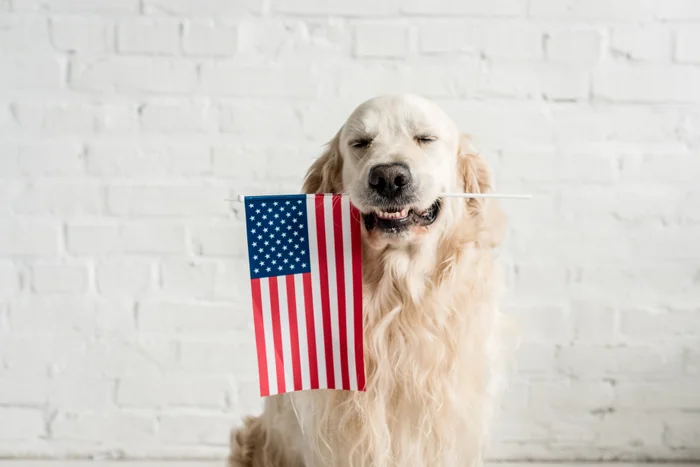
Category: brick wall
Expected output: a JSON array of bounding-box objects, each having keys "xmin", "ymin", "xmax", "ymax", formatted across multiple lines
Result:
[{"xmin": 0, "ymin": 0, "xmax": 699, "ymax": 461}]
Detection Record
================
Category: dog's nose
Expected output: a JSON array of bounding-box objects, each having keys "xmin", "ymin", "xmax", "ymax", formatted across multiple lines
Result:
[{"xmin": 368, "ymin": 163, "xmax": 412, "ymax": 199}]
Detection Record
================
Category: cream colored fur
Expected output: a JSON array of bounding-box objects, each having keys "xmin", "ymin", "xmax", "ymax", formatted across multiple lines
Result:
[{"xmin": 230, "ymin": 95, "xmax": 509, "ymax": 467}]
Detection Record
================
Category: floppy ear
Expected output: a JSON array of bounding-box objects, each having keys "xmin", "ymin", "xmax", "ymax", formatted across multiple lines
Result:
[
  {"xmin": 302, "ymin": 129, "xmax": 344, "ymax": 194},
  {"xmin": 458, "ymin": 134, "xmax": 492, "ymax": 213},
  {"xmin": 457, "ymin": 134, "xmax": 506, "ymax": 247}
]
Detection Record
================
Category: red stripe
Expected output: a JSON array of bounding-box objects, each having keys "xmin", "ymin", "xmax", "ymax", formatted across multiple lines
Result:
[
  {"xmin": 250, "ymin": 279, "xmax": 270, "ymax": 397},
  {"xmin": 268, "ymin": 276, "xmax": 286, "ymax": 394},
  {"xmin": 286, "ymin": 275, "xmax": 302, "ymax": 391},
  {"xmin": 315, "ymin": 194, "xmax": 335, "ymax": 389},
  {"xmin": 333, "ymin": 195, "xmax": 350, "ymax": 389},
  {"xmin": 350, "ymin": 204, "xmax": 366, "ymax": 390},
  {"xmin": 302, "ymin": 272, "xmax": 319, "ymax": 389}
]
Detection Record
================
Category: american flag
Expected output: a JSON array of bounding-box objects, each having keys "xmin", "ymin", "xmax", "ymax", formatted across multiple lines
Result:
[{"xmin": 244, "ymin": 194, "xmax": 366, "ymax": 396}]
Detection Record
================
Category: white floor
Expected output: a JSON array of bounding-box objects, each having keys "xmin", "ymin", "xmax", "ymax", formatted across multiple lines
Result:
[{"xmin": 0, "ymin": 463, "xmax": 697, "ymax": 467}]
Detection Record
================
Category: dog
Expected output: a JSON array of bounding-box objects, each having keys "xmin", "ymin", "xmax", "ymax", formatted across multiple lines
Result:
[{"xmin": 230, "ymin": 94, "xmax": 509, "ymax": 467}]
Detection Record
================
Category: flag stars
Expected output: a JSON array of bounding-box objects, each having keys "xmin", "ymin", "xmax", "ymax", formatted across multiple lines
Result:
[{"xmin": 246, "ymin": 197, "xmax": 311, "ymax": 278}]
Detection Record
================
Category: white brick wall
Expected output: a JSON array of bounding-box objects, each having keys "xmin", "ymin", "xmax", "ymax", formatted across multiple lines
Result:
[{"xmin": 0, "ymin": 0, "xmax": 699, "ymax": 462}]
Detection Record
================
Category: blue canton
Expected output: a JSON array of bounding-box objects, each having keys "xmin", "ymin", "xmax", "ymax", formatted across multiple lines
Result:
[{"xmin": 244, "ymin": 195, "xmax": 312, "ymax": 280}]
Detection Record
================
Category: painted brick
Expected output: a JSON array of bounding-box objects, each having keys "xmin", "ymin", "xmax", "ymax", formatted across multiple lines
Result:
[
  {"xmin": 182, "ymin": 20, "xmax": 237, "ymax": 57},
  {"xmin": 354, "ymin": 23, "xmax": 408, "ymax": 58},
  {"xmin": 117, "ymin": 19, "xmax": 180, "ymax": 56}
]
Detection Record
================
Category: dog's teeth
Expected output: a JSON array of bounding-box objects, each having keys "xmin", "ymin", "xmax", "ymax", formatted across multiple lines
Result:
[{"xmin": 375, "ymin": 209, "xmax": 409, "ymax": 220}]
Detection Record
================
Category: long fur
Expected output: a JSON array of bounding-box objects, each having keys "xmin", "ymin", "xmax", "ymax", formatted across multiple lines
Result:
[{"xmin": 231, "ymin": 108, "xmax": 508, "ymax": 467}]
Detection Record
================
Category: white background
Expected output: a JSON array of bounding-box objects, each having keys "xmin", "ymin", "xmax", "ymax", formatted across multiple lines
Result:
[{"xmin": 1, "ymin": 0, "xmax": 699, "ymax": 461}]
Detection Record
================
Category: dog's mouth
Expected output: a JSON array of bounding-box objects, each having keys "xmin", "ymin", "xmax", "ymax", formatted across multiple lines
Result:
[{"xmin": 361, "ymin": 199, "xmax": 442, "ymax": 235}]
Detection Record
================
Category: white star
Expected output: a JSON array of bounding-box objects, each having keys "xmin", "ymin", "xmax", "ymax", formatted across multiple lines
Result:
[
  {"xmin": 264, "ymin": 241, "xmax": 269, "ymax": 246},
  {"xmin": 273, "ymin": 202, "xmax": 278, "ymax": 206},
  {"xmin": 297, "ymin": 211, "xmax": 302, "ymax": 216},
  {"xmin": 249, "ymin": 216, "xmax": 254, "ymax": 221},
  {"xmin": 274, "ymin": 214, "xmax": 279, "ymax": 218},
  {"xmin": 277, "ymin": 253, "xmax": 282, "ymax": 258},
  {"xmin": 297, "ymin": 200, "xmax": 301, "ymax": 204},
  {"xmin": 257, "ymin": 222, "xmax": 262, "ymax": 227},
  {"xmin": 282, "ymin": 245, "xmax": 287, "ymax": 250},
  {"xmin": 265, "ymin": 254, "xmax": 270, "ymax": 259},
  {"xmin": 251, "ymin": 229, "xmax": 256, "ymax": 234},
  {"xmin": 285, "ymin": 201, "xmax": 290, "ymax": 205},
  {"xmin": 293, "ymin": 231, "xmax": 298, "ymax": 236},
  {"xmin": 287, "ymin": 225, "xmax": 292, "ymax": 230},
  {"xmin": 292, "ymin": 206, "xmax": 297, "ymax": 210},
  {"xmin": 263, "ymin": 228, "xmax": 268, "ymax": 232},
  {"xmin": 286, "ymin": 212, "xmax": 291, "ymax": 217},
  {"xmin": 272, "ymin": 260, "xmax": 276, "ymax": 265},
  {"xmin": 294, "ymin": 244, "xmax": 299, "ymax": 249},
  {"xmin": 271, "ymin": 247, "xmax": 276, "ymax": 252},
  {"xmin": 252, "ymin": 242, "xmax": 257, "ymax": 247},
  {"xmin": 256, "ymin": 209, "xmax": 261, "ymax": 214},
  {"xmin": 269, "ymin": 221, "xmax": 273, "ymax": 226},
  {"xmin": 248, "ymin": 203, "xmax": 254, "ymax": 208},
  {"xmin": 253, "ymin": 255, "xmax": 258, "ymax": 260},
  {"xmin": 281, "ymin": 207, "xmax": 285, "ymax": 212},
  {"xmin": 268, "ymin": 208, "xmax": 272, "ymax": 213},
  {"xmin": 300, "ymin": 237, "xmax": 305, "ymax": 242},
  {"xmin": 290, "ymin": 264, "xmax": 295, "ymax": 269},
  {"xmin": 281, "ymin": 233, "xmax": 286, "ymax": 238},
  {"xmin": 290, "ymin": 250, "xmax": 295, "ymax": 256},
  {"xmin": 284, "ymin": 259, "xmax": 288, "ymax": 264},
  {"xmin": 262, "ymin": 215, "xmax": 267, "ymax": 220},
  {"xmin": 302, "ymin": 262, "xmax": 307, "ymax": 267},
  {"xmin": 281, "ymin": 220, "xmax": 285, "ymax": 224},
  {"xmin": 257, "ymin": 235, "xmax": 262, "ymax": 240},
  {"xmin": 279, "ymin": 266, "xmax": 283, "ymax": 271},
  {"xmin": 275, "ymin": 227, "xmax": 280, "ymax": 231},
  {"xmin": 262, "ymin": 202, "xmax": 266, "ymax": 207},
  {"xmin": 254, "ymin": 268, "xmax": 259, "ymax": 273},
  {"xmin": 270, "ymin": 234, "xmax": 275, "ymax": 239},
  {"xmin": 258, "ymin": 248, "xmax": 263, "ymax": 253},
  {"xmin": 267, "ymin": 267, "xmax": 271, "ymax": 272},
  {"xmin": 295, "ymin": 257, "xmax": 300, "ymax": 262},
  {"xmin": 276, "ymin": 240, "xmax": 281, "ymax": 244},
  {"xmin": 260, "ymin": 260, "xmax": 265, "ymax": 265},
  {"xmin": 292, "ymin": 218, "xmax": 297, "ymax": 223}
]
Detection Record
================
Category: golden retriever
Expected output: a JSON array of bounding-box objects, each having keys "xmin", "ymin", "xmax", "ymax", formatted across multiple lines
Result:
[{"xmin": 230, "ymin": 94, "xmax": 508, "ymax": 467}]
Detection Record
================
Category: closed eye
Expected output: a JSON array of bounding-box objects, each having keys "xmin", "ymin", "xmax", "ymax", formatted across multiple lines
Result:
[
  {"xmin": 415, "ymin": 134, "xmax": 437, "ymax": 144},
  {"xmin": 350, "ymin": 138, "xmax": 373, "ymax": 149}
]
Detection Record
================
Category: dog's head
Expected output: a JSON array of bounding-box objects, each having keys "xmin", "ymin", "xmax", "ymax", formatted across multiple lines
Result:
[{"xmin": 303, "ymin": 94, "xmax": 502, "ymax": 250}]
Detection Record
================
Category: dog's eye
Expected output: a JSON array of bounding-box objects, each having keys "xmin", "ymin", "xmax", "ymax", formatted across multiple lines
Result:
[
  {"xmin": 415, "ymin": 135, "xmax": 437, "ymax": 144},
  {"xmin": 350, "ymin": 139, "xmax": 372, "ymax": 149}
]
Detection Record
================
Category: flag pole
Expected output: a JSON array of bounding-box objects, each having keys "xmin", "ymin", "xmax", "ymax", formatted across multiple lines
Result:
[{"xmin": 227, "ymin": 193, "xmax": 531, "ymax": 203}]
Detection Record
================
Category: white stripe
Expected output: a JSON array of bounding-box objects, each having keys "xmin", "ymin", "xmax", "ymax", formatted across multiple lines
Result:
[
  {"xmin": 259, "ymin": 278, "xmax": 277, "ymax": 395},
  {"xmin": 324, "ymin": 195, "xmax": 343, "ymax": 388},
  {"xmin": 306, "ymin": 194, "xmax": 327, "ymax": 389},
  {"xmin": 276, "ymin": 276, "xmax": 295, "ymax": 392},
  {"xmin": 341, "ymin": 197, "xmax": 358, "ymax": 390},
  {"xmin": 294, "ymin": 273, "xmax": 311, "ymax": 390}
]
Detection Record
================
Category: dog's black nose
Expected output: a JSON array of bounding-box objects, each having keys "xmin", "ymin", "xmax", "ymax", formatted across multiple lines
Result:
[{"xmin": 368, "ymin": 163, "xmax": 412, "ymax": 199}]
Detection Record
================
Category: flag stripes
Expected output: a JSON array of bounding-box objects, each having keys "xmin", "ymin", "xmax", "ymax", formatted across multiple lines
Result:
[{"xmin": 247, "ymin": 194, "xmax": 364, "ymax": 396}]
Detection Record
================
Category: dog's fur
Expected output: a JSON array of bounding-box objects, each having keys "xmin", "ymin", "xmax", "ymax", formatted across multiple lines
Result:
[{"xmin": 230, "ymin": 95, "xmax": 509, "ymax": 467}]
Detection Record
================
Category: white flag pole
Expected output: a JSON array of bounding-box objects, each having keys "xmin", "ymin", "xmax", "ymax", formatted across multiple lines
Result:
[{"xmin": 228, "ymin": 193, "xmax": 531, "ymax": 203}]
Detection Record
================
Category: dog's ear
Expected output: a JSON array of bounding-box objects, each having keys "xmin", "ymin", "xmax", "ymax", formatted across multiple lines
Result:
[
  {"xmin": 457, "ymin": 134, "xmax": 492, "ymax": 213},
  {"xmin": 457, "ymin": 134, "xmax": 506, "ymax": 247},
  {"xmin": 302, "ymin": 129, "xmax": 343, "ymax": 194}
]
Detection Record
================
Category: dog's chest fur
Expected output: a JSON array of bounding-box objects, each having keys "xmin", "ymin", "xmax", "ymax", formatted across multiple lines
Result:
[{"xmin": 296, "ymin": 244, "xmax": 498, "ymax": 467}]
